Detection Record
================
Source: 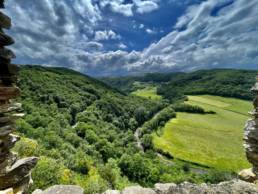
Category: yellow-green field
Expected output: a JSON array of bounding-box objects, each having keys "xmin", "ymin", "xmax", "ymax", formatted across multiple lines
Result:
[
  {"xmin": 131, "ymin": 86, "xmax": 162, "ymax": 100},
  {"xmin": 153, "ymin": 95, "xmax": 252, "ymax": 171}
]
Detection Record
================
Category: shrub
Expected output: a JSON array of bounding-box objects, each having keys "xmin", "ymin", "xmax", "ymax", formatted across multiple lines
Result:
[{"xmin": 173, "ymin": 103, "xmax": 205, "ymax": 114}]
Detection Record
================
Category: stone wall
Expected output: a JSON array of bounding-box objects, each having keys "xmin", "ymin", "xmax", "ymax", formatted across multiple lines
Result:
[
  {"xmin": 239, "ymin": 78, "xmax": 258, "ymax": 182},
  {"xmin": 102, "ymin": 180, "xmax": 258, "ymax": 194},
  {"xmin": 0, "ymin": 0, "xmax": 38, "ymax": 193}
]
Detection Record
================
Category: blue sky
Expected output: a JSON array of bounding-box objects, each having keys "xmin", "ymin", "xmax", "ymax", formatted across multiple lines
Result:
[{"xmin": 4, "ymin": 0, "xmax": 258, "ymax": 76}]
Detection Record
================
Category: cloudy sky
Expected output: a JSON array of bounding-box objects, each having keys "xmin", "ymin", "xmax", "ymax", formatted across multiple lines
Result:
[{"xmin": 4, "ymin": 0, "xmax": 258, "ymax": 76}]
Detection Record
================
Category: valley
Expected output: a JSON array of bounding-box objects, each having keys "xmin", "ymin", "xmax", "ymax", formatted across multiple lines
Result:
[
  {"xmin": 131, "ymin": 86, "xmax": 162, "ymax": 101},
  {"xmin": 127, "ymin": 80, "xmax": 252, "ymax": 171},
  {"xmin": 13, "ymin": 66, "xmax": 256, "ymax": 193}
]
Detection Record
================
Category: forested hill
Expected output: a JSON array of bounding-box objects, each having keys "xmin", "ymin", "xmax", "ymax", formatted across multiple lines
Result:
[
  {"xmin": 101, "ymin": 72, "xmax": 183, "ymax": 94},
  {"xmin": 15, "ymin": 66, "xmax": 245, "ymax": 193},
  {"xmin": 16, "ymin": 65, "xmax": 164, "ymax": 193},
  {"xmin": 102, "ymin": 69, "xmax": 258, "ymax": 101}
]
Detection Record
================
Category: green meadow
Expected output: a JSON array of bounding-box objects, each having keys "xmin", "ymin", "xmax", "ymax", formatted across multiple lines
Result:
[
  {"xmin": 153, "ymin": 95, "xmax": 252, "ymax": 171},
  {"xmin": 131, "ymin": 86, "xmax": 162, "ymax": 100}
]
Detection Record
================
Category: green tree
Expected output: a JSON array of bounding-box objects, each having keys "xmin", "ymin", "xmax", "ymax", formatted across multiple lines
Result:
[
  {"xmin": 69, "ymin": 151, "xmax": 92, "ymax": 175},
  {"xmin": 13, "ymin": 137, "xmax": 39, "ymax": 157},
  {"xmin": 31, "ymin": 157, "xmax": 72, "ymax": 191},
  {"xmin": 134, "ymin": 107, "xmax": 148, "ymax": 125},
  {"xmin": 142, "ymin": 134, "xmax": 153, "ymax": 150},
  {"xmin": 119, "ymin": 153, "xmax": 160, "ymax": 186}
]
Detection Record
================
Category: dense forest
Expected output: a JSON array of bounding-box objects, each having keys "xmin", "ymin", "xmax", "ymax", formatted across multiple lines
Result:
[
  {"xmin": 102, "ymin": 69, "xmax": 257, "ymax": 101},
  {"xmin": 101, "ymin": 72, "xmax": 183, "ymax": 94},
  {"xmin": 15, "ymin": 66, "xmax": 236, "ymax": 193}
]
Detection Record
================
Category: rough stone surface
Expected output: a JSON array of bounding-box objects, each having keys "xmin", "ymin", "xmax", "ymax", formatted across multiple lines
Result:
[
  {"xmin": 122, "ymin": 186, "xmax": 156, "ymax": 194},
  {"xmin": 0, "ymin": 0, "xmax": 4, "ymax": 8},
  {"xmin": 242, "ymin": 78, "xmax": 258, "ymax": 179},
  {"xmin": 0, "ymin": 12, "xmax": 11, "ymax": 29},
  {"xmin": 154, "ymin": 183, "xmax": 176, "ymax": 194},
  {"xmin": 0, "ymin": 103, "xmax": 22, "ymax": 114},
  {"xmin": 0, "ymin": 134, "xmax": 20, "ymax": 152},
  {"xmin": 102, "ymin": 190, "xmax": 121, "ymax": 194},
  {"xmin": 239, "ymin": 168, "xmax": 257, "ymax": 182},
  {"xmin": 0, "ymin": 32, "xmax": 14, "ymax": 46},
  {"xmin": 166, "ymin": 180, "xmax": 258, "ymax": 194},
  {"xmin": 0, "ymin": 188, "xmax": 14, "ymax": 194},
  {"xmin": 0, "ymin": 47, "xmax": 15, "ymax": 59},
  {"xmin": 0, "ymin": 153, "xmax": 17, "ymax": 172},
  {"xmin": 102, "ymin": 180, "xmax": 258, "ymax": 194},
  {"xmin": 0, "ymin": 1, "xmax": 38, "ymax": 193},
  {"xmin": 31, "ymin": 189, "xmax": 43, "ymax": 194},
  {"xmin": 0, "ymin": 87, "xmax": 20, "ymax": 100},
  {"xmin": 38, "ymin": 185, "xmax": 84, "ymax": 194},
  {"xmin": 0, "ymin": 125, "xmax": 15, "ymax": 137}
]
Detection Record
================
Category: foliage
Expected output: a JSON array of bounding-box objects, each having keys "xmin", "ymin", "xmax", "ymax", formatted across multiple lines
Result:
[
  {"xmin": 134, "ymin": 107, "xmax": 148, "ymax": 125},
  {"xmin": 157, "ymin": 69, "xmax": 257, "ymax": 101},
  {"xmin": 99, "ymin": 159, "xmax": 131, "ymax": 190},
  {"xmin": 119, "ymin": 153, "xmax": 160, "ymax": 186},
  {"xmin": 172, "ymin": 103, "xmax": 206, "ymax": 114},
  {"xmin": 137, "ymin": 106, "xmax": 176, "ymax": 151},
  {"xmin": 101, "ymin": 72, "xmax": 182, "ymax": 94},
  {"xmin": 16, "ymin": 66, "xmax": 239, "ymax": 191},
  {"xmin": 141, "ymin": 106, "xmax": 176, "ymax": 135},
  {"xmin": 102, "ymin": 69, "xmax": 257, "ymax": 102},
  {"xmin": 131, "ymin": 86, "xmax": 162, "ymax": 100},
  {"xmin": 18, "ymin": 66, "xmax": 163, "ymax": 192},
  {"xmin": 13, "ymin": 137, "xmax": 39, "ymax": 157},
  {"xmin": 29, "ymin": 156, "xmax": 74, "ymax": 192}
]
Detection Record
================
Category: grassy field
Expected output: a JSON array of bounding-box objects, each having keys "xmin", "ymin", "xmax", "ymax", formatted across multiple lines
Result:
[
  {"xmin": 131, "ymin": 86, "xmax": 162, "ymax": 100},
  {"xmin": 153, "ymin": 95, "xmax": 252, "ymax": 171}
]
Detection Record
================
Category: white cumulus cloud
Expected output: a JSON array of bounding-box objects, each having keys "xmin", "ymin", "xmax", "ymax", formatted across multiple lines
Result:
[
  {"xmin": 134, "ymin": 0, "xmax": 159, "ymax": 14},
  {"xmin": 141, "ymin": 0, "xmax": 258, "ymax": 71},
  {"xmin": 4, "ymin": 0, "xmax": 258, "ymax": 76},
  {"xmin": 99, "ymin": 0, "xmax": 160, "ymax": 17},
  {"xmin": 146, "ymin": 28, "xmax": 156, "ymax": 34},
  {"xmin": 94, "ymin": 30, "xmax": 121, "ymax": 41}
]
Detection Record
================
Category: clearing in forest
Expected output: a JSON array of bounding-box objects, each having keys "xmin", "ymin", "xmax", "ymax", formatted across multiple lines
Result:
[{"xmin": 153, "ymin": 95, "xmax": 252, "ymax": 171}]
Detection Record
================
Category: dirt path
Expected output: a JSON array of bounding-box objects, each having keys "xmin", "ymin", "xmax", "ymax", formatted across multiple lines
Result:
[
  {"xmin": 134, "ymin": 110, "xmax": 165, "ymax": 151},
  {"xmin": 134, "ymin": 127, "xmax": 144, "ymax": 151}
]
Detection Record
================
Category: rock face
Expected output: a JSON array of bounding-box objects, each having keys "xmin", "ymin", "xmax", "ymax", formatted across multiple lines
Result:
[
  {"xmin": 154, "ymin": 183, "xmax": 176, "ymax": 194},
  {"xmin": 238, "ymin": 168, "xmax": 257, "ymax": 182},
  {"xmin": 32, "ymin": 185, "xmax": 84, "ymax": 194},
  {"xmin": 0, "ymin": 1, "xmax": 38, "ymax": 193},
  {"xmin": 102, "ymin": 190, "xmax": 121, "ymax": 194},
  {"xmin": 240, "ymin": 78, "xmax": 258, "ymax": 181},
  {"xmin": 0, "ymin": 188, "xmax": 14, "ymax": 194},
  {"xmin": 122, "ymin": 186, "xmax": 156, "ymax": 194},
  {"xmin": 164, "ymin": 180, "xmax": 258, "ymax": 194},
  {"xmin": 102, "ymin": 180, "xmax": 258, "ymax": 194}
]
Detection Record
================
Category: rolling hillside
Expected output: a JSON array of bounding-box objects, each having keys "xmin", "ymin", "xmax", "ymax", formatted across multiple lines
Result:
[
  {"xmin": 131, "ymin": 86, "xmax": 162, "ymax": 101},
  {"xmin": 16, "ymin": 66, "xmax": 236, "ymax": 194},
  {"xmin": 102, "ymin": 69, "xmax": 256, "ymax": 172},
  {"xmin": 101, "ymin": 69, "xmax": 258, "ymax": 101},
  {"xmin": 157, "ymin": 69, "xmax": 257, "ymax": 101},
  {"xmin": 16, "ymin": 66, "xmax": 166, "ymax": 193},
  {"xmin": 14, "ymin": 66, "xmax": 253, "ymax": 193}
]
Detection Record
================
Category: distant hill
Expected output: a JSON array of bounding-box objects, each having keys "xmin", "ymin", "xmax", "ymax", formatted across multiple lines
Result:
[
  {"xmin": 101, "ymin": 69, "xmax": 258, "ymax": 101},
  {"xmin": 101, "ymin": 72, "xmax": 184, "ymax": 94}
]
